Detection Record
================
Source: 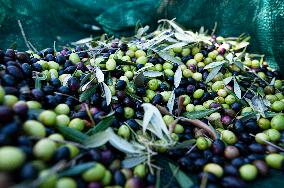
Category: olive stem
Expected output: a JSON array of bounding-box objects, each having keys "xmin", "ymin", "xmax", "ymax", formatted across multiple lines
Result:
[
  {"xmin": 249, "ymin": 134, "xmax": 284, "ymax": 152},
  {"xmin": 54, "ymin": 92, "xmax": 80, "ymax": 102}
]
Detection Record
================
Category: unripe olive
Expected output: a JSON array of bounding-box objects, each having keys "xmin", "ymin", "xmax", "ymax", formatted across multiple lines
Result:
[
  {"xmin": 191, "ymin": 47, "xmax": 200, "ymax": 55},
  {"xmin": 125, "ymin": 71, "xmax": 134, "ymax": 79},
  {"xmin": 192, "ymin": 72, "xmax": 202, "ymax": 81},
  {"xmin": 160, "ymin": 91, "xmax": 171, "ymax": 102},
  {"xmin": 56, "ymin": 177, "xmax": 77, "ymax": 188},
  {"xmin": 186, "ymin": 59, "xmax": 197, "ymax": 66},
  {"xmin": 155, "ymin": 64, "xmax": 163, "ymax": 71},
  {"xmin": 3, "ymin": 95, "xmax": 18, "ymax": 107},
  {"xmin": 195, "ymin": 105, "xmax": 206, "ymax": 111},
  {"xmin": 181, "ymin": 95, "xmax": 191, "ymax": 106},
  {"xmin": 257, "ymin": 118, "xmax": 270, "ymax": 130},
  {"xmin": 0, "ymin": 86, "xmax": 5, "ymax": 104},
  {"xmin": 56, "ymin": 114, "xmax": 70, "ymax": 126},
  {"xmin": 186, "ymin": 104, "xmax": 195, "ymax": 112},
  {"xmin": 212, "ymin": 81, "xmax": 224, "ymax": 92},
  {"xmin": 136, "ymin": 56, "xmax": 148, "ymax": 65},
  {"xmin": 163, "ymin": 115, "xmax": 174, "ymax": 126},
  {"xmin": 208, "ymin": 51, "xmax": 217, "ymax": 59},
  {"xmin": 183, "ymin": 69, "xmax": 193, "ymax": 78},
  {"xmin": 48, "ymin": 61, "xmax": 60, "ymax": 70},
  {"xmin": 216, "ymin": 55, "xmax": 224, "ymax": 61},
  {"xmin": 203, "ymin": 163, "xmax": 224, "ymax": 178},
  {"xmin": 225, "ymin": 94, "xmax": 236, "ymax": 105},
  {"xmin": 38, "ymin": 110, "xmax": 57, "ymax": 126},
  {"xmin": 171, "ymin": 133, "xmax": 179, "ymax": 142},
  {"xmin": 204, "ymin": 57, "xmax": 213, "ymax": 65},
  {"xmin": 82, "ymin": 163, "xmax": 106, "ymax": 181},
  {"xmin": 271, "ymin": 101, "xmax": 284, "ymax": 112},
  {"xmin": 146, "ymin": 90, "xmax": 156, "ymax": 100},
  {"xmin": 271, "ymin": 114, "xmax": 284, "ymax": 130},
  {"xmin": 134, "ymin": 164, "xmax": 147, "ymax": 178},
  {"xmin": 69, "ymin": 118, "xmax": 85, "ymax": 131},
  {"xmin": 33, "ymin": 139, "xmax": 57, "ymax": 161},
  {"xmin": 251, "ymin": 60, "xmax": 260, "ymax": 68},
  {"xmin": 66, "ymin": 144, "xmax": 79, "ymax": 158},
  {"xmin": 147, "ymin": 79, "xmax": 159, "ymax": 90},
  {"xmin": 101, "ymin": 170, "xmax": 112, "ymax": 186},
  {"xmin": 106, "ymin": 59, "xmax": 117, "ymax": 70},
  {"xmin": 239, "ymin": 164, "xmax": 258, "ymax": 181},
  {"xmin": 174, "ymin": 124, "xmax": 184, "ymax": 134},
  {"xmin": 23, "ymin": 120, "xmax": 46, "ymax": 137},
  {"xmin": 221, "ymin": 130, "xmax": 237, "ymax": 145},
  {"xmin": 39, "ymin": 170, "xmax": 58, "ymax": 188},
  {"xmin": 255, "ymin": 133, "xmax": 269, "ymax": 145},
  {"xmin": 164, "ymin": 69, "xmax": 174, "ymax": 76},
  {"xmin": 265, "ymin": 94, "xmax": 278, "ymax": 103},
  {"xmin": 275, "ymin": 93, "xmax": 284, "ymax": 100},
  {"xmin": 224, "ymin": 146, "xmax": 240, "ymax": 159},
  {"xmin": 265, "ymin": 153, "xmax": 284, "ymax": 169},
  {"xmin": 193, "ymin": 89, "xmax": 204, "ymax": 99},
  {"xmin": 0, "ymin": 146, "xmax": 26, "ymax": 171},
  {"xmin": 48, "ymin": 134, "xmax": 65, "ymax": 145},
  {"xmin": 55, "ymin": 104, "xmax": 70, "ymax": 115},
  {"xmin": 69, "ymin": 53, "xmax": 80, "ymax": 64},
  {"xmin": 181, "ymin": 48, "xmax": 190, "ymax": 56},
  {"xmin": 196, "ymin": 137, "xmax": 209, "ymax": 150},
  {"xmin": 124, "ymin": 107, "xmax": 134, "ymax": 119},
  {"xmin": 264, "ymin": 129, "xmax": 281, "ymax": 142},
  {"xmin": 241, "ymin": 107, "xmax": 253, "ymax": 115},
  {"xmin": 135, "ymin": 50, "xmax": 146, "ymax": 58},
  {"xmin": 194, "ymin": 53, "xmax": 204, "ymax": 62},
  {"xmin": 118, "ymin": 125, "xmax": 130, "ymax": 139},
  {"xmin": 217, "ymin": 89, "xmax": 228, "ymax": 97},
  {"xmin": 274, "ymin": 80, "xmax": 282, "ymax": 89},
  {"xmin": 26, "ymin": 100, "xmax": 42, "ymax": 109}
]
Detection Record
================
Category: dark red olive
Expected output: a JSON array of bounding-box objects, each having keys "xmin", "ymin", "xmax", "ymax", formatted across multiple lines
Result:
[
  {"xmin": 253, "ymin": 160, "xmax": 268, "ymax": 176},
  {"xmin": 13, "ymin": 102, "xmax": 28, "ymax": 116},
  {"xmin": 224, "ymin": 146, "xmax": 240, "ymax": 159},
  {"xmin": 67, "ymin": 77, "xmax": 80, "ymax": 92},
  {"xmin": 212, "ymin": 139, "xmax": 225, "ymax": 155}
]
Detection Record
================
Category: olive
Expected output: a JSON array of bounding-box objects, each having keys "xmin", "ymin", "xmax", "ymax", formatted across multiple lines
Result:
[
  {"xmin": 0, "ymin": 106, "xmax": 13, "ymax": 123},
  {"xmin": 20, "ymin": 163, "xmax": 38, "ymax": 180},
  {"xmin": 196, "ymin": 137, "xmax": 209, "ymax": 150},
  {"xmin": 0, "ymin": 146, "xmax": 26, "ymax": 171},
  {"xmin": 38, "ymin": 110, "xmax": 57, "ymax": 126},
  {"xmin": 212, "ymin": 139, "xmax": 225, "ymax": 155},
  {"xmin": 221, "ymin": 176, "xmax": 246, "ymax": 188},
  {"xmin": 56, "ymin": 177, "xmax": 77, "ymax": 188},
  {"xmin": 6, "ymin": 65, "xmax": 23, "ymax": 80},
  {"xmin": 224, "ymin": 164, "xmax": 239, "ymax": 176},
  {"xmin": 114, "ymin": 170, "xmax": 126, "ymax": 186},
  {"xmin": 265, "ymin": 153, "xmax": 284, "ymax": 169},
  {"xmin": 253, "ymin": 160, "xmax": 268, "ymax": 176},
  {"xmin": 33, "ymin": 139, "xmax": 57, "ymax": 161},
  {"xmin": 116, "ymin": 80, "xmax": 127, "ymax": 90},
  {"xmin": 271, "ymin": 114, "xmax": 284, "ymax": 130},
  {"xmin": 134, "ymin": 164, "xmax": 147, "ymax": 178},
  {"xmin": 224, "ymin": 146, "xmax": 240, "ymax": 159},
  {"xmin": 125, "ymin": 177, "xmax": 144, "ymax": 188},
  {"xmin": 1, "ymin": 74, "xmax": 16, "ymax": 86},
  {"xmin": 23, "ymin": 120, "xmax": 46, "ymax": 137},
  {"xmin": 203, "ymin": 163, "xmax": 224, "ymax": 178},
  {"xmin": 239, "ymin": 164, "xmax": 258, "ymax": 181},
  {"xmin": 69, "ymin": 118, "xmax": 85, "ymax": 131},
  {"xmin": 67, "ymin": 77, "xmax": 80, "ymax": 92},
  {"xmin": 82, "ymin": 163, "xmax": 106, "ymax": 182},
  {"xmin": 221, "ymin": 130, "xmax": 237, "ymax": 145},
  {"xmin": 53, "ymin": 146, "xmax": 70, "ymax": 161},
  {"xmin": 248, "ymin": 143, "xmax": 265, "ymax": 154}
]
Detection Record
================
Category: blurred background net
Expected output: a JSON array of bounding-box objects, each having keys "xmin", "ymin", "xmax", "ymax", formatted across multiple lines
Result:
[{"xmin": 0, "ymin": 0, "xmax": 284, "ymax": 71}]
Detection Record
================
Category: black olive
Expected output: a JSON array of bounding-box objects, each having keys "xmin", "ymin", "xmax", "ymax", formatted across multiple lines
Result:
[
  {"xmin": 114, "ymin": 170, "xmax": 126, "ymax": 186},
  {"xmin": 6, "ymin": 65, "xmax": 24, "ymax": 80},
  {"xmin": 231, "ymin": 157, "xmax": 245, "ymax": 167},
  {"xmin": 116, "ymin": 80, "xmax": 127, "ymax": 90},
  {"xmin": 31, "ymin": 89, "xmax": 45, "ymax": 101},
  {"xmin": 56, "ymin": 55, "xmax": 66, "ymax": 65},
  {"xmin": 20, "ymin": 163, "xmax": 38, "ymax": 180},
  {"xmin": 1, "ymin": 74, "xmax": 17, "ymax": 86},
  {"xmin": 53, "ymin": 146, "xmax": 70, "ymax": 161},
  {"xmin": 221, "ymin": 176, "xmax": 246, "ymax": 188},
  {"xmin": 67, "ymin": 77, "xmax": 80, "ymax": 92},
  {"xmin": 21, "ymin": 63, "xmax": 32, "ymax": 77},
  {"xmin": 224, "ymin": 165, "xmax": 239, "ymax": 176},
  {"xmin": 58, "ymin": 86, "xmax": 70, "ymax": 94},
  {"xmin": 248, "ymin": 143, "xmax": 266, "ymax": 154}
]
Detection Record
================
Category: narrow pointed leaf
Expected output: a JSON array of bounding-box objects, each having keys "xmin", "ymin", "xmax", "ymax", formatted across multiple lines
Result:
[
  {"xmin": 85, "ymin": 114, "xmax": 115, "ymax": 135},
  {"xmin": 101, "ymin": 82, "xmax": 112, "ymax": 105},
  {"xmin": 204, "ymin": 61, "xmax": 224, "ymax": 69},
  {"xmin": 57, "ymin": 126, "xmax": 88, "ymax": 144},
  {"xmin": 233, "ymin": 78, "xmax": 241, "ymax": 99},
  {"xmin": 143, "ymin": 71, "xmax": 163, "ymax": 77},
  {"xmin": 205, "ymin": 65, "xmax": 223, "ymax": 83},
  {"xmin": 84, "ymin": 128, "xmax": 111, "ymax": 148},
  {"xmin": 79, "ymin": 84, "xmax": 98, "ymax": 102},
  {"xmin": 167, "ymin": 90, "xmax": 175, "ymax": 114},
  {"xmin": 95, "ymin": 67, "xmax": 104, "ymax": 83},
  {"xmin": 168, "ymin": 163, "xmax": 194, "ymax": 188},
  {"xmin": 122, "ymin": 155, "xmax": 148, "ymax": 168},
  {"xmin": 174, "ymin": 66, "xmax": 182, "ymax": 88},
  {"xmin": 182, "ymin": 109, "xmax": 218, "ymax": 119},
  {"xmin": 223, "ymin": 76, "xmax": 233, "ymax": 85},
  {"xmin": 58, "ymin": 162, "xmax": 95, "ymax": 177},
  {"xmin": 157, "ymin": 51, "xmax": 182, "ymax": 65}
]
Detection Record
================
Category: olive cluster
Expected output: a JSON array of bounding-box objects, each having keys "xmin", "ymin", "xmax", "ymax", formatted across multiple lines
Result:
[{"xmin": 0, "ymin": 30, "xmax": 283, "ymax": 188}]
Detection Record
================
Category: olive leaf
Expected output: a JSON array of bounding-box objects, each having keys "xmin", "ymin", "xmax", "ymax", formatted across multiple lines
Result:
[
  {"xmin": 233, "ymin": 61, "xmax": 244, "ymax": 70},
  {"xmin": 169, "ymin": 139, "xmax": 196, "ymax": 150},
  {"xmin": 143, "ymin": 71, "xmax": 164, "ymax": 77},
  {"xmin": 167, "ymin": 90, "xmax": 175, "ymax": 114},
  {"xmin": 71, "ymin": 37, "xmax": 93, "ymax": 45},
  {"xmin": 58, "ymin": 162, "xmax": 95, "ymax": 177},
  {"xmin": 136, "ymin": 25, "xmax": 149, "ymax": 38},
  {"xmin": 204, "ymin": 61, "xmax": 224, "ymax": 69},
  {"xmin": 234, "ymin": 41, "xmax": 249, "ymax": 50},
  {"xmin": 57, "ymin": 125, "xmax": 88, "ymax": 144},
  {"xmin": 233, "ymin": 77, "xmax": 241, "ymax": 99},
  {"xmin": 270, "ymin": 77, "xmax": 276, "ymax": 86},
  {"xmin": 95, "ymin": 66, "xmax": 104, "ymax": 83},
  {"xmin": 168, "ymin": 163, "xmax": 194, "ymax": 188},
  {"xmin": 141, "ymin": 103, "xmax": 170, "ymax": 139},
  {"xmin": 174, "ymin": 66, "xmax": 182, "ymax": 88},
  {"xmin": 135, "ymin": 119, "xmax": 163, "ymax": 139},
  {"xmin": 223, "ymin": 76, "xmax": 233, "ymax": 85},
  {"xmin": 101, "ymin": 82, "xmax": 112, "ymax": 105},
  {"xmin": 79, "ymin": 84, "xmax": 98, "ymax": 102},
  {"xmin": 143, "ymin": 30, "xmax": 173, "ymax": 49},
  {"xmin": 80, "ymin": 73, "xmax": 92, "ymax": 86},
  {"xmin": 85, "ymin": 114, "xmax": 115, "ymax": 135},
  {"xmin": 84, "ymin": 128, "xmax": 112, "ymax": 148},
  {"xmin": 81, "ymin": 77, "xmax": 95, "ymax": 92},
  {"xmin": 161, "ymin": 42, "xmax": 187, "ymax": 51},
  {"xmin": 158, "ymin": 19, "xmax": 185, "ymax": 34},
  {"xmin": 156, "ymin": 51, "xmax": 182, "ymax": 65},
  {"xmin": 205, "ymin": 64, "xmax": 223, "ymax": 83},
  {"xmin": 225, "ymin": 53, "xmax": 234, "ymax": 62},
  {"xmin": 182, "ymin": 108, "xmax": 218, "ymax": 119},
  {"xmin": 135, "ymin": 64, "xmax": 154, "ymax": 74},
  {"xmin": 121, "ymin": 155, "xmax": 148, "ymax": 168},
  {"xmin": 134, "ymin": 72, "xmax": 145, "ymax": 87}
]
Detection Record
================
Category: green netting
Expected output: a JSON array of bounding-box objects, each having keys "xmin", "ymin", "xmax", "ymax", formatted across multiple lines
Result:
[{"xmin": 0, "ymin": 0, "xmax": 284, "ymax": 71}]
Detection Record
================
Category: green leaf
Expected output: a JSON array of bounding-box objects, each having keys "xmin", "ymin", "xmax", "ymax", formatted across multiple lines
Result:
[
  {"xmin": 204, "ymin": 61, "xmax": 224, "ymax": 69},
  {"xmin": 58, "ymin": 162, "xmax": 95, "ymax": 177},
  {"xmin": 84, "ymin": 128, "xmax": 111, "ymax": 148},
  {"xmin": 85, "ymin": 114, "xmax": 115, "ymax": 135},
  {"xmin": 79, "ymin": 85, "xmax": 98, "ymax": 102},
  {"xmin": 121, "ymin": 155, "xmax": 148, "ymax": 168},
  {"xmin": 156, "ymin": 51, "xmax": 182, "ymax": 65},
  {"xmin": 170, "ymin": 139, "xmax": 196, "ymax": 150},
  {"xmin": 168, "ymin": 163, "xmax": 194, "ymax": 188},
  {"xmin": 205, "ymin": 65, "xmax": 223, "ymax": 83},
  {"xmin": 80, "ymin": 73, "xmax": 92, "ymax": 86},
  {"xmin": 233, "ymin": 77, "xmax": 241, "ymax": 99},
  {"xmin": 56, "ymin": 126, "xmax": 88, "ymax": 144},
  {"xmin": 225, "ymin": 85, "xmax": 240, "ymax": 102},
  {"xmin": 264, "ymin": 111, "xmax": 279, "ymax": 117},
  {"xmin": 182, "ymin": 108, "xmax": 218, "ymax": 119}
]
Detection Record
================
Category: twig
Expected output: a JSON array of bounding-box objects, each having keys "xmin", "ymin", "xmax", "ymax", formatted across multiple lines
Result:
[
  {"xmin": 249, "ymin": 134, "xmax": 284, "ymax": 152},
  {"xmin": 28, "ymin": 41, "xmax": 38, "ymax": 52},
  {"xmin": 84, "ymin": 103, "xmax": 96, "ymax": 126},
  {"xmin": 17, "ymin": 20, "xmax": 31, "ymax": 51}
]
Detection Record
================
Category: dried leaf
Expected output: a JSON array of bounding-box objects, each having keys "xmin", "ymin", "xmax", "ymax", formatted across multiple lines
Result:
[
  {"xmin": 174, "ymin": 66, "xmax": 182, "ymax": 88},
  {"xmin": 204, "ymin": 61, "xmax": 224, "ymax": 69},
  {"xmin": 143, "ymin": 71, "xmax": 164, "ymax": 77},
  {"xmin": 122, "ymin": 155, "xmax": 148, "ymax": 168},
  {"xmin": 168, "ymin": 163, "xmax": 194, "ymax": 188},
  {"xmin": 95, "ymin": 67, "xmax": 104, "ymax": 83},
  {"xmin": 101, "ymin": 82, "xmax": 112, "ymax": 105},
  {"xmin": 233, "ymin": 78, "xmax": 241, "ymax": 99},
  {"xmin": 182, "ymin": 109, "xmax": 218, "ymax": 119},
  {"xmin": 167, "ymin": 90, "xmax": 175, "ymax": 114},
  {"xmin": 205, "ymin": 65, "xmax": 223, "ymax": 83}
]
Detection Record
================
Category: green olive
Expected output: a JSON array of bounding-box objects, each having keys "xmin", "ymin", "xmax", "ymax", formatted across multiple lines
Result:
[
  {"xmin": 271, "ymin": 101, "xmax": 284, "ymax": 112},
  {"xmin": 56, "ymin": 177, "xmax": 77, "ymax": 188},
  {"xmin": 26, "ymin": 101, "xmax": 42, "ymax": 109},
  {"xmin": 174, "ymin": 124, "xmax": 184, "ymax": 134},
  {"xmin": 101, "ymin": 170, "xmax": 112, "ymax": 186},
  {"xmin": 0, "ymin": 86, "xmax": 5, "ymax": 104},
  {"xmin": 217, "ymin": 89, "xmax": 227, "ymax": 97},
  {"xmin": 257, "ymin": 118, "xmax": 271, "ymax": 130},
  {"xmin": 3, "ymin": 95, "xmax": 18, "ymax": 107},
  {"xmin": 146, "ymin": 89, "xmax": 156, "ymax": 100},
  {"xmin": 275, "ymin": 93, "xmax": 284, "ymax": 100},
  {"xmin": 183, "ymin": 69, "xmax": 193, "ymax": 78},
  {"xmin": 155, "ymin": 64, "xmax": 163, "ymax": 71},
  {"xmin": 163, "ymin": 115, "xmax": 174, "ymax": 126},
  {"xmin": 181, "ymin": 48, "xmax": 190, "ymax": 56},
  {"xmin": 148, "ymin": 79, "xmax": 159, "ymax": 90},
  {"xmin": 33, "ymin": 139, "xmax": 57, "ymax": 161},
  {"xmin": 221, "ymin": 130, "xmax": 237, "ymax": 145},
  {"xmin": 48, "ymin": 134, "xmax": 65, "ymax": 145},
  {"xmin": 134, "ymin": 164, "xmax": 147, "ymax": 178},
  {"xmin": 106, "ymin": 59, "xmax": 117, "ymax": 70},
  {"xmin": 186, "ymin": 104, "xmax": 195, "ymax": 112},
  {"xmin": 69, "ymin": 53, "xmax": 80, "ymax": 64},
  {"xmin": 274, "ymin": 80, "xmax": 282, "ymax": 89},
  {"xmin": 55, "ymin": 104, "xmax": 70, "ymax": 115},
  {"xmin": 212, "ymin": 81, "xmax": 224, "ymax": 92},
  {"xmin": 251, "ymin": 59, "xmax": 260, "ymax": 68},
  {"xmin": 208, "ymin": 51, "xmax": 217, "ymax": 59},
  {"xmin": 196, "ymin": 137, "xmax": 209, "ymax": 150},
  {"xmin": 134, "ymin": 50, "xmax": 146, "ymax": 58},
  {"xmin": 191, "ymin": 47, "xmax": 200, "ymax": 55},
  {"xmin": 136, "ymin": 56, "xmax": 148, "ymax": 65},
  {"xmin": 23, "ymin": 120, "xmax": 46, "ymax": 137},
  {"xmin": 264, "ymin": 129, "xmax": 281, "ymax": 142},
  {"xmin": 118, "ymin": 125, "xmax": 131, "ymax": 139},
  {"xmin": 239, "ymin": 164, "xmax": 258, "ymax": 181},
  {"xmin": 48, "ymin": 61, "xmax": 60, "ymax": 70},
  {"xmin": 39, "ymin": 170, "xmax": 58, "ymax": 188},
  {"xmin": 124, "ymin": 107, "xmax": 134, "ymax": 119},
  {"xmin": 265, "ymin": 153, "xmax": 284, "ymax": 169},
  {"xmin": 69, "ymin": 118, "xmax": 85, "ymax": 131},
  {"xmin": 271, "ymin": 114, "xmax": 284, "ymax": 130},
  {"xmin": 193, "ymin": 89, "xmax": 204, "ymax": 99},
  {"xmin": 163, "ymin": 62, "xmax": 173, "ymax": 70},
  {"xmin": 241, "ymin": 107, "xmax": 253, "ymax": 115},
  {"xmin": 56, "ymin": 114, "xmax": 70, "ymax": 127},
  {"xmin": 66, "ymin": 144, "xmax": 79, "ymax": 158},
  {"xmin": 164, "ymin": 69, "xmax": 174, "ymax": 76},
  {"xmin": 255, "ymin": 133, "xmax": 269, "ymax": 145},
  {"xmin": 192, "ymin": 72, "xmax": 202, "ymax": 81},
  {"xmin": 0, "ymin": 146, "xmax": 26, "ymax": 171},
  {"xmin": 265, "ymin": 95, "xmax": 278, "ymax": 103},
  {"xmin": 203, "ymin": 163, "xmax": 223, "ymax": 178},
  {"xmin": 194, "ymin": 53, "xmax": 204, "ymax": 62},
  {"xmin": 225, "ymin": 94, "xmax": 236, "ymax": 105},
  {"xmin": 38, "ymin": 110, "xmax": 57, "ymax": 126},
  {"xmin": 82, "ymin": 163, "xmax": 106, "ymax": 182}
]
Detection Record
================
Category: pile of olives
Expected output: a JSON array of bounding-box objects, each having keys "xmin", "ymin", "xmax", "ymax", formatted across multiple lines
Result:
[{"xmin": 0, "ymin": 26, "xmax": 284, "ymax": 188}]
